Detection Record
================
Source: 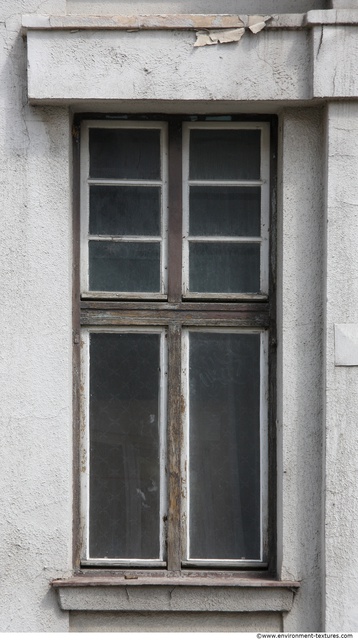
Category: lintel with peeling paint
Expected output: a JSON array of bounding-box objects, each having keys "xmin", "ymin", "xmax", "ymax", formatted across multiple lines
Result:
[
  {"xmin": 21, "ymin": 10, "xmax": 358, "ymax": 34},
  {"xmin": 20, "ymin": 13, "xmax": 299, "ymax": 33},
  {"xmin": 22, "ymin": 10, "xmax": 358, "ymax": 103}
]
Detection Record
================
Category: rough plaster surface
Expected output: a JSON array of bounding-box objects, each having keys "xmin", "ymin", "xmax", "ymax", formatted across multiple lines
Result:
[
  {"xmin": 277, "ymin": 109, "xmax": 324, "ymax": 631},
  {"xmin": 57, "ymin": 585, "xmax": 294, "ymax": 612},
  {"xmin": 66, "ymin": 0, "xmax": 329, "ymax": 15},
  {"xmin": 69, "ymin": 611, "xmax": 282, "ymax": 632},
  {"xmin": 331, "ymin": 0, "xmax": 358, "ymax": 6},
  {"xmin": 0, "ymin": 0, "xmax": 65, "ymax": 22},
  {"xmin": 26, "ymin": 29, "xmax": 310, "ymax": 103},
  {"xmin": 1, "ymin": 0, "xmax": 358, "ymax": 633},
  {"xmin": 313, "ymin": 26, "xmax": 358, "ymax": 98},
  {"xmin": 325, "ymin": 103, "xmax": 358, "ymax": 632},
  {"xmin": 0, "ymin": 1, "xmax": 71, "ymax": 632}
]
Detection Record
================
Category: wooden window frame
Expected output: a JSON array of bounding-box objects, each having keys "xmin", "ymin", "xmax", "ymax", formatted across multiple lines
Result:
[{"xmin": 72, "ymin": 113, "xmax": 277, "ymax": 577}]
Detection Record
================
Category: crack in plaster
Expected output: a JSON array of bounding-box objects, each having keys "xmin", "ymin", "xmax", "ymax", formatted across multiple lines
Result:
[
  {"xmin": 316, "ymin": 25, "xmax": 324, "ymax": 58},
  {"xmin": 255, "ymin": 49, "xmax": 276, "ymax": 79},
  {"xmin": 332, "ymin": 65, "xmax": 338, "ymax": 95}
]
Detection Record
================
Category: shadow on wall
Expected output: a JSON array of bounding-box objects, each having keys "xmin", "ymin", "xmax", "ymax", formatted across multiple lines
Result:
[{"xmin": 66, "ymin": 0, "xmax": 332, "ymax": 16}]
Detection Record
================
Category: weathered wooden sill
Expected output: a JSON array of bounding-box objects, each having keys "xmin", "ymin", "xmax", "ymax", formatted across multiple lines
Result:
[{"xmin": 52, "ymin": 576, "xmax": 299, "ymax": 613}]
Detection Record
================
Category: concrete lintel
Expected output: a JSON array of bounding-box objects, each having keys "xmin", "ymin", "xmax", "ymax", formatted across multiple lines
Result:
[
  {"xmin": 312, "ymin": 24, "xmax": 358, "ymax": 97},
  {"xmin": 306, "ymin": 8, "xmax": 358, "ymax": 24},
  {"xmin": 21, "ymin": 13, "xmax": 307, "ymax": 33},
  {"xmin": 21, "ymin": 14, "xmax": 245, "ymax": 32},
  {"xmin": 21, "ymin": 11, "xmax": 358, "ymax": 33},
  {"xmin": 25, "ymin": 28, "xmax": 310, "ymax": 103},
  {"xmin": 23, "ymin": 12, "xmax": 358, "ymax": 103}
]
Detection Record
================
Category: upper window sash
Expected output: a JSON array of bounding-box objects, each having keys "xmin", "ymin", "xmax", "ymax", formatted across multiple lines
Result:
[
  {"xmin": 182, "ymin": 122, "xmax": 270, "ymax": 300},
  {"xmin": 80, "ymin": 119, "xmax": 270, "ymax": 302},
  {"xmin": 80, "ymin": 120, "xmax": 169, "ymax": 300}
]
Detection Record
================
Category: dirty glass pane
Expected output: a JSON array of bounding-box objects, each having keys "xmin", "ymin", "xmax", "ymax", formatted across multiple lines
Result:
[
  {"xmin": 189, "ymin": 242, "xmax": 260, "ymax": 293},
  {"xmin": 89, "ymin": 128, "xmax": 161, "ymax": 179},
  {"xmin": 189, "ymin": 129, "xmax": 261, "ymax": 181},
  {"xmin": 89, "ymin": 332, "xmax": 161, "ymax": 559},
  {"xmin": 189, "ymin": 186, "xmax": 261, "ymax": 237},
  {"xmin": 188, "ymin": 332, "xmax": 261, "ymax": 559},
  {"xmin": 90, "ymin": 186, "xmax": 161, "ymax": 236},
  {"xmin": 89, "ymin": 241, "xmax": 160, "ymax": 292}
]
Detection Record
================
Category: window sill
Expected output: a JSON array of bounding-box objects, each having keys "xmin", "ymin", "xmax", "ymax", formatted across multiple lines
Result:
[{"xmin": 52, "ymin": 576, "xmax": 299, "ymax": 613}]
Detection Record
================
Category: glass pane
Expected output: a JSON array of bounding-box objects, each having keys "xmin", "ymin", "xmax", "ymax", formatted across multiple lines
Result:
[
  {"xmin": 188, "ymin": 332, "xmax": 261, "ymax": 560},
  {"xmin": 189, "ymin": 186, "xmax": 261, "ymax": 237},
  {"xmin": 90, "ymin": 186, "xmax": 161, "ymax": 236},
  {"xmin": 89, "ymin": 332, "xmax": 162, "ymax": 559},
  {"xmin": 89, "ymin": 241, "xmax": 160, "ymax": 292},
  {"xmin": 89, "ymin": 128, "xmax": 161, "ymax": 179},
  {"xmin": 189, "ymin": 242, "xmax": 260, "ymax": 293},
  {"xmin": 189, "ymin": 129, "xmax": 261, "ymax": 180}
]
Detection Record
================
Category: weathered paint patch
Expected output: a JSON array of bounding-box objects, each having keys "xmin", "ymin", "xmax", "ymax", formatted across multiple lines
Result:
[
  {"xmin": 194, "ymin": 27, "xmax": 245, "ymax": 46},
  {"xmin": 194, "ymin": 16, "xmax": 271, "ymax": 46},
  {"xmin": 248, "ymin": 15, "xmax": 272, "ymax": 34}
]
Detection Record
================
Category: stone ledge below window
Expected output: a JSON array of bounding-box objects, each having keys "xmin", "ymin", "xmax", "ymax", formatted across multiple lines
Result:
[{"xmin": 52, "ymin": 576, "xmax": 299, "ymax": 613}]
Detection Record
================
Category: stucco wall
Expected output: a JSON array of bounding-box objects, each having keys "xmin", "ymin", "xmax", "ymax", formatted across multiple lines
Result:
[
  {"xmin": 0, "ymin": 0, "xmax": 72, "ymax": 632},
  {"xmin": 278, "ymin": 108, "xmax": 324, "ymax": 631},
  {"xmin": 69, "ymin": 611, "xmax": 283, "ymax": 632},
  {"xmin": 66, "ymin": 0, "xmax": 330, "ymax": 14},
  {"xmin": 1, "ymin": 0, "xmax": 358, "ymax": 632},
  {"xmin": 324, "ymin": 102, "xmax": 358, "ymax": 631}
]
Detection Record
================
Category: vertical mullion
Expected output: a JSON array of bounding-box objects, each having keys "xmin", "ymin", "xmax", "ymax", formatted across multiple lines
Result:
[
  {"xmin": 168, "ymin": 122, "xmax": 183, "ymax": 303},
  {"xmin": 167, "ymin": 322, "xmax": 182, "ymax": 570}
]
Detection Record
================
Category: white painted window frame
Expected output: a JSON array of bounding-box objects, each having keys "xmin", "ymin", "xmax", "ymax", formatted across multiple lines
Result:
[
  {"xmin": 180, "ymin": 327, "xmax": 269, "ymax": 567},
  {"xmin": 80, "ymin": 326, "xmax": 168, "ymax": 567},
  {"xmin": 80, "ymin": 120, "xmax": 169, "ymax": 300},
  {"xmin": 182, "ymin": 121, "xmax": 270, "ymax": 301}
]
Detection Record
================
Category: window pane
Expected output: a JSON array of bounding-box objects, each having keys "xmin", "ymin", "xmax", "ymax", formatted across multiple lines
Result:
[
  {"xmin": 189, "ymin": 242, "xmax": 260, "ymax": 293},
  {"xmin": 89, "ymin": 241, "xmax": 160, "ymax": 292},
  {"xmin": 189, "ymin": 186, "xmax": 261, "ymax": 237},
  {"xmin": 89, "ymin": 128, "xmax": 161, "ymax": 179},
  {"xmin": 188, "ymin": 332, "xmax": 261, "ymax": 560},
  {"xmin": 189, "ymin": 129, "xmax": 261, "ymax": 180},
  {"xmin": 90, "ymin": 186, "xmax": 161, "ymax": 236},
  {"xmin": 89, "ymin": 332, "xmax": 162, "ymax": 559}
]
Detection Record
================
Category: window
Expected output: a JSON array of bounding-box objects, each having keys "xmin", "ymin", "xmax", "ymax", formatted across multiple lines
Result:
[{"xmin": 77, "ymin": 116, "xmax": 275, "ymax": 571}]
